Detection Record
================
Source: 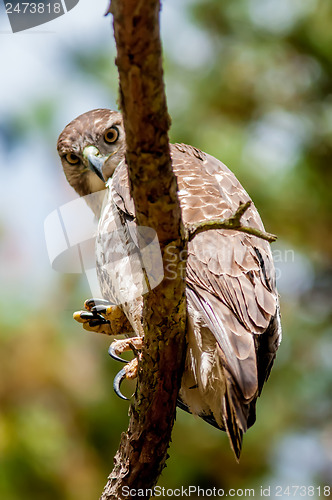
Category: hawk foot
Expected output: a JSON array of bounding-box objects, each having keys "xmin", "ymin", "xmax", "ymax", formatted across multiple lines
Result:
[
  {"xmin": 73, "ymin": 298, "xmax": 128, "ymax": 336},
  {"xmin": 73, "ymin": 298, "xmax": 142, "ymax": 400},
  {"xmin": 110, "ymin": 337, "xmax": 143, "ymax": 400}
]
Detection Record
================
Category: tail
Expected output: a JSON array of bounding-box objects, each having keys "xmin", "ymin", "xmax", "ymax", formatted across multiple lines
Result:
[
  {"xmin": 222, "ymin": 378, "xmax": 256, "ymax": 461},
  {"xmin": 223, "ymin": 385, "xmax": 244, "ymax": 461}
]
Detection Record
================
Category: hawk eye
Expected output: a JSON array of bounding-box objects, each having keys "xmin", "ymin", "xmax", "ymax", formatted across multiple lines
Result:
[
  {"xmin": 104, "ymin": 126, "xmax": 119, "ymax": 144},
  {"xmin": 66, "ymin": 153, "xmax": 80, "ymax": 165}
]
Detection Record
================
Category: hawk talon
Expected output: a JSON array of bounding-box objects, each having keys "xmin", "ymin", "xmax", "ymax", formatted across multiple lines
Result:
[
  {"xmin": 79, "ymin": 311, "xmax": 110, "ymax": 324},
  {"xmin": 91, "ymin": 305, "xmax": 109, "ymax": 314},
  {"xmin": 113, "ymin": 368, "xmax": 129, "ymax": 400},
  {"xmin": 84, "ymin": 298, "xmax": 112, "ymax": 311},
  {"xmin": 111, "ymin": 356, "xmax": 139, "ymax": 401},
  {"xmin": 79, "ymin": 311, "xmax": 96, "ymax": 320},
  {"xmin": 108, "ymin": 344, "xmax": 128, "ymax": 363}
]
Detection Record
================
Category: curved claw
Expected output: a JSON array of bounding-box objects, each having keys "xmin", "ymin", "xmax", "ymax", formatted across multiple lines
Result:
[
  {"xmin": 92, "ymin": 314, "xmax": 110, "ymax": 325},
  {"xmin": 113, "ymin": 367, "xmax": 129, "ymax": 400},
  {"xmin": 85, "ymin": 298, "xmax": 111, "ymax": 310},
  {"xmin": 108, "ymin": 344, "xmax": 128, "ymax": 363},
  {"xmin": 79, "ymin": 311, "xmax": 108, "ymax": 323},
  {"xmin": 79, "ymin": 311, "xmax": 95, "ymax": 320},
  {"xmin": 91, "ymin": 305, "xmax": 109, "ymax": 314},
  {"xmin": 89, "ymin": 317, "xmax": 110, "ymax": 327}
]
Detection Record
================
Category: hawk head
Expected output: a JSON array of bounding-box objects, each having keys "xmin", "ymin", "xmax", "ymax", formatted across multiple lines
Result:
[{"xmin": 57, "ymin": 109, "xmax": 126, "ymax": 198}]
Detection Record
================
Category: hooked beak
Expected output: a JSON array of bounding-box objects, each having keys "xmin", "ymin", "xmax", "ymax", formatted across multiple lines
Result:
[{"xmin": 83, "ymin": 145, "xmax": 107, "ymax": 182}]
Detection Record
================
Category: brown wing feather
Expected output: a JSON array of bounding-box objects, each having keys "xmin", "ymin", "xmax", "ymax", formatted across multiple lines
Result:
[{"xmin": 171, "ymin": 144, "xmax": 280, "ymax": 448}]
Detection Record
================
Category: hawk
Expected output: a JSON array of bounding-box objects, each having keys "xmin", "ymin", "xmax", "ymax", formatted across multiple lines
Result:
[{"xmin": 57, "ymin": 109, "xmax": 281, "ymax": 459}]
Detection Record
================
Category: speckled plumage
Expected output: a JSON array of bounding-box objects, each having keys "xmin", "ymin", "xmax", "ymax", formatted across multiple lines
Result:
[{"xmin": 58, "ymin": 109, "xmax": 281, "ymax": 459}]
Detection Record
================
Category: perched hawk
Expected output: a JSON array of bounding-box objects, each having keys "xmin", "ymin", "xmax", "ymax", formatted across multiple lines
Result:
[{"xmin": 57, "ymin": 109, "xmax": 281, "ymax": 459}]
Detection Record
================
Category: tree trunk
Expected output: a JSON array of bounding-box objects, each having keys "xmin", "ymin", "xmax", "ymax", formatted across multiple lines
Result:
[{"xmin": 100, "ymin": 1, "xmax": 187, "ymax": 498}]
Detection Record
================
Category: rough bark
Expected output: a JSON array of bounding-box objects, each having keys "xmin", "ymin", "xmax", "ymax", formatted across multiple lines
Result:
[{"xmin": 101, "ymin": 1, "xmax": 187, "ymax": 499}]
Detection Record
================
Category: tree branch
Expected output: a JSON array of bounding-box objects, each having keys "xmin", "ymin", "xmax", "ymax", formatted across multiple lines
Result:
[
  {"xmin": 101, "ymin": 1, "xmax": 187, "ymax": 499},
  {"xmin": 186, "ymin": 201, "xmax": 277, "ymax": 243}
]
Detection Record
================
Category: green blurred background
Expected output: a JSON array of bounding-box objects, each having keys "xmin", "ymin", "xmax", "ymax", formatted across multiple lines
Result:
[{"xmin": 0, "ymin": 0, "xmax": 331, "ymax": 498}]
